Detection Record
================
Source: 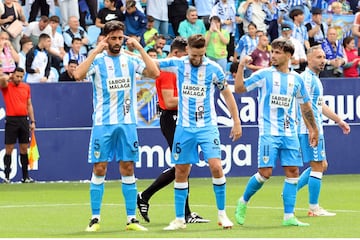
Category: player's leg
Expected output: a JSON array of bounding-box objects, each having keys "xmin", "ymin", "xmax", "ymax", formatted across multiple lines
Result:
[
  {"xmin": 297, "ymin": 167, "xmax": 311, "ymax": 190},
  {"xmin": 117, "ymin": 124, "xmax": 147, "ymax": 231},
  {"xmin": 3, "ymin": 144, "xmax": 14, "ymax": 183},
  {"xmin": 281, "ymin": 138, "xmax": 309, "ymax": 227},
  {"xmin": 235, "ymin": 136, "xmax": 275, "ymax": 225},
  {"xmin": 18, "ymin": 117, "xmax": 33, "ymax": 183},
  {"xmin": 86, "ymin": 125, "xmax": 110, "ymax": 232},
  {"xmin": 3, "ymin": 117, "xmax": 18, "ymax": 183}
]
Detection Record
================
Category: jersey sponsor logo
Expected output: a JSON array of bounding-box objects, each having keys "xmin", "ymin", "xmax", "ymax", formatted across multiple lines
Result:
[
  {"xmin": 270, "ymin": 94, "xmax": 291, "ymax": 109},
  {"xmin": 107, "ymin": 77, "xmax": 131, "ymax": 92},
  {"xmin": 182, "ymin": 84, "xmax": 206, "ymax": 99}
]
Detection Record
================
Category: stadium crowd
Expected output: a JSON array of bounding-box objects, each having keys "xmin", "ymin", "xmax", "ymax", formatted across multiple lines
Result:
[{"xmin": 0, "ymin": 0, "xmax": 360, "ymax": 81}]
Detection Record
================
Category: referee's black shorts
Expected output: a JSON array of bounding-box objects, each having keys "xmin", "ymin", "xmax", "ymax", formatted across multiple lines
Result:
[
  {"xmin": 4, "ymin": 116, "xmax": 30, "ymax": 145},
  {"xmin": 159, "ymin": 109, "xmax": 177, "ymax": 149}
]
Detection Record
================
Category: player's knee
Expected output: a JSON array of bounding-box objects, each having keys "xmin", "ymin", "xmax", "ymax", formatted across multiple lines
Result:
[{"xmin": 93, "ymin": 163, "xmax": 107, "ymax": 176}]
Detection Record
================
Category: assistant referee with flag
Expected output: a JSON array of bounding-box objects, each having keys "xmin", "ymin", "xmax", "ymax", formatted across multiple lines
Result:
[{"xmin": 0, "ymin": 67, "xmax": 36, "ymax": 183}]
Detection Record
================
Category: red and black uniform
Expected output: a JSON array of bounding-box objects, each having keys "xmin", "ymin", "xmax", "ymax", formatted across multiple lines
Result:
[{"xmin": 1, "ymin": 81, "xmax": 31, "ymax": 180}]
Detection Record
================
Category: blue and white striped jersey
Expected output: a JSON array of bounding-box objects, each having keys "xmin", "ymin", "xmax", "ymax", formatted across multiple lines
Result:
[
  {"xmin": 297, "ymin": 68, "xmax": 324, "ymax": 135},
  {"xmin": 244, "ymin": 66, "xmax": 310, "ymax": 136},
  {"xmin": 88, "ymin": 51, "xmax": 145, "ymax": 126},
  {"xmin": 158, "ymin": 56, "xmax": 226, "ymax": 127}
]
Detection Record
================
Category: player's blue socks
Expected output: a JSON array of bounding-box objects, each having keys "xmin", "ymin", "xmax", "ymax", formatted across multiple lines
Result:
[
  {"xmin": 174, "ymin": 182, "xmax": 188, "ymax": 219},
  {"xmin": 122, "ymin": 175, "xmax": 137, "ymax": 216},
  {"xmin": 243, "ymin": 172, "xmax": 267, "ymax": 202},
  {"xmin": 283, "ymin": 178, "xmax": 298, "ymax": 214},
  {"xmin": 297, "ymin": 167, "xmax": 311, "ymax": 191},
  {"xmin": 90, "ymin": 173, "xmax": 105, "ymax": 216},
  {"xmin": 308, "ymin": 171, "xmax": 322, "ymax": 205},
  {"xmin": 212, "ymin": 176, "xmax": 226, "ymax": 210}
]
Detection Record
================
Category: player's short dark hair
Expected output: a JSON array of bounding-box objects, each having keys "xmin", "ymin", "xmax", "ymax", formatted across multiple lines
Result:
[
  {"xmin": 146, "ymin": 48, "xmax": 157, "ymax": 54},
  {"xmin": 103, "ymin": 20, "xmax": 125, "ymax": 36},
  {"xmin": 14, "ymin": 67, "xmax": 25, "ymax": 73},
  {"xmin": 170, "ymin": 36, "xmax": 187, "ymax": 52},
  {"xmin": 187, "ymin": 34, "xmax": 205, "ymax": 49},
  {"xmin": 271, "ymin": 38, "xmax": 295, "ymax": 56}
]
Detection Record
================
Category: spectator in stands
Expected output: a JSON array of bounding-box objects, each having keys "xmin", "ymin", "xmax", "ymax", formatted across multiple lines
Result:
[
  {"xmin": 124, "ymin": 0, "xmax": 147, "ymax": 46},
  {"xmin": 23, "ymin": 16, "xmax": 52, "ymax": 47},
  {"xmin": 343, "ymin": 36, "xmax": 360, "ymax": 78},
  {"xmin": 146, "ymin": 0, "xmax": 169, "ymax": 36},
  {"xmin": 192, "ymin": 0, "xmax": 214, "ymax": 30},
  {"xmin": 289, "ymin": 8, "xmax": 310, "ymax": 51},
  {"xmin": 0, "ymin": 32, "xmax": 19, "ymax": 75},
  {"xmin": 233, "ymin": 22, "xmax": 258, "ymax": 77},
  {"xmin": 144, "ymin": 34, "xmax": 167, "ymax": 59},
  {"xmin": 168, "ymin": 0, "xmax": 188, "ymax": 36},
  {"xmin": 63, "ymin": 37, "xmax": 87, "ymax": 71},
  {"xmin": 320, "ymin": 27, "xmax": 346, "ymax": 78},
  {"xmin": 211, "ymin": 0, "xmax": 237, "ymax": 61},
  {"xmin": 178, "ymin": 6, "xmax": 206, "ymax": 38},
  {"xmin": 278, "ymin": 22, "xmax": 307, "ymax": 73},
  {"xmin": 27, "ymin": 0, "xmax": 53, "ymax": 22},
  {"xmin": 124, "ymin": 35, "xmax": 141, "ymax": 55},
  {"xmin": 59, "ymin": 59, "xmax": 78, "ymax": 81},
  {"xmin": 205, "ymin": 15, "xmax": 230, "ymax": 72},
  {"xmin": 329, "ymin": 1, "xmax": 343, "ymax": 14},
  {"xmin": 78, "ymin": 0, "xmax": 97, "ymax": 29},
  {"xmin": 58, "ymin": 0, "xmax": 80, "ymax": 28},
  {"xmin": 63, "ymin": 16, "xmax": 89, "ymax": 56},
  {"xmin": 48, "ymin": 15, "xmax": 65, "ymax": 74},
  {"xmin": 352, "ymin": 10, "xmax": 360, "ymax": 55},
  {"xmin": 96, "ymin": 0, "xmax": 125, "ymax": 36},
  {"xmin": 146, "ymin": 48, "xmax": 158, "ymax": 59},
  {"xmin": 143, "ymin": 15, "xmax": 158, "ymax": 47},
  {"xmin": 238, "ymin": 0, "xmax": 272, "ymax": 35},
  {"xmin": 306, "ymin": 8, "xmax": 329, "ymax": 47},
  {"xmin": 18, "ymin": 36, "xmax": 33, "ymax": 70},
  {"xmin": 25, "ymin": 33, "xmax": 51, "ymax": 83},
  {"xmin": 0, "ymin": 0, "xmax": 27, "ymax": 52},
  {"xmin": 246, "ymin": 34, "xmax": 271, "ymax": 73}
]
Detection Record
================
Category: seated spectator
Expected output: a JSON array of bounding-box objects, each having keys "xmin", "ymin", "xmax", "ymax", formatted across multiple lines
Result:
[
  {"xmin": 0, "ymin": 0, "xmax": 27, "ymax": 52},
  {"xmin": 124, "ymin": 35, "xmax": 141, "ymax": 55},
  {"xmin": 289, "ymin": 8, "xmax": 310, "ymax": 51},
  {"xmin": 146, "ymin": 48, "xmax": 158, "ymax": 59},
  {"xmin": 320, "ymin": 27, "xmax": 346, "ymax": 78},
  {"xmin": 63, "ymin": 38, "xmax": 87, "ymax": 71},
  {"xmin": 48, "ymin": 15, "xmax": 65, "ymax": 74},
  {"xmin": 0, "ymin": 31, "xmax": 19, "ymax": 74},
  {"xmin": 25, "ymin": 33, "xmax": 52, "ymax": 83},
  {"xmin": 246, "ymin": 34, "xmax": 271, "ymax": 73},
  {"xmin": 306, "ymin": 8, "xmax": 329, "ymax": 47},
  {"xmin": 205, "ymin": 15, "xmax": 230, "ymax": 72},
  {"xmin": 63, "ymin": 16, "xmax": 89, "ymax": 56},
  {"xmin": 96, "ymin": 0, "xmax": 125, "ymax": 36},
  {"xmin": 59, "ymin": 59, "xmax": 78, "ymax": 81},
  {"xmin": 18, "ymin": 36, "xmax": 33, "ymax": 70},
  {"xmin": 343, "ymin": 36, "xmax": 360, "ymax": 77},
  {"xmin": 124, "ymin": 0, "xmax": 147, "ymax": 46},
  {"xmin": 144, "ymin": 34, "xmax": 167, "ymax": 59},
  {"xmin": 143, "ymin": 15, "xmax": 158, "ymax": 47},
  {"xmin": 278, "ymin": 22, "xmax": 307, "ymax": 73},
  {"xmin": 23, "ymin": 16, "xmax": 52, "ymax": 47},
  {"xmin": 178, "ymin": 6, "xmax": 206, "ymax": 39}
]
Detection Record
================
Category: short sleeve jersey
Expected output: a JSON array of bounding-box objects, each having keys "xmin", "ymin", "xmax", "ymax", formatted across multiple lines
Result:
[
  {"xmin": 88, "ymin": 51, "xmax": 145, "ymax": 125},
  {"xmin": 158, "ymin": 56, "xmax": 226, "ymax": 127},
  {"xmin": 297, "ymin": 68, "xmax": 324, "ymax": 135},
  {"xmin": 1, "ymin": 82, "xmax": 30, "ymax": 116},
  {"xmin": 155, "ymin": 71, "xmax": 178, "ymax": 110},
  {"xmin": 244, "ymin": 66, "xmax": 310, "ymax": 136}
]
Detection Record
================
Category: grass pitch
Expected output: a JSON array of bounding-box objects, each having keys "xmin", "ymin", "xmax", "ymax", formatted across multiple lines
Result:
[{"xmin": 0, "ymin": 174, "xmax": 359, "ymax": 238}]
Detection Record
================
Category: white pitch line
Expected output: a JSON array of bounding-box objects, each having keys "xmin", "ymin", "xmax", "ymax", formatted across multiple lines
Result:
[{"xmin": 0, "ymin": 203, "xmax": 359, "ymax": 213}]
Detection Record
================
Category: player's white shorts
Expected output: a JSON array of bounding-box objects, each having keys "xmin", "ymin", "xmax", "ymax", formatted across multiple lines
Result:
[
  {"xmin": 258, "ymin": 135, "xmax": 303, "ymax": 168},
  {"xmin": 171, "ymin": 125, "xmax": 221, "ymax": 164},
  {"xmin": 298, "ymin": 134, "xmax": 326, "ymax": 163},
  {"xmin": 88, "ymin": 124, "xmax": 139, "ymax": 163}
]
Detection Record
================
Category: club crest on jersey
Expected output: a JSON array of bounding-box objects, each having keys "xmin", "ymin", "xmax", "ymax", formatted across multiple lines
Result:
[
  {"xmin": 263, "ymin": 156, "xmax": 269, "ymax": 164},
  {"xmin": 94, "ymin": 151, "xmax": 100, "ymax": 159},
  {"xmin": 173, "ymin": 153, "xmax": 179, "ymax": 161}
]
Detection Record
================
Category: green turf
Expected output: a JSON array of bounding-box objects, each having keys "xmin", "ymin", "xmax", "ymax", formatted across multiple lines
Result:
[{"xmin": 0, "ymin": 174, "xmax": 359, "ymax": 238}]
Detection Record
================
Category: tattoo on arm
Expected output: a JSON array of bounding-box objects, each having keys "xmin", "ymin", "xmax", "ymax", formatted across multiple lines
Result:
[{"xmin": 304, "ymin": 109, "xmax": 316, "ymax": 129}]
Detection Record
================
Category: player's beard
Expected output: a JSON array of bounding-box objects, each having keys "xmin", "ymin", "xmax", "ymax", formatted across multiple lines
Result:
[
  {"xmin": 108, "ymin": 44, "xmax": 121, "ymax": 54},
  {"xmin": 190, "ymin": 58, "xmax": 202, "ymax": 67}
]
